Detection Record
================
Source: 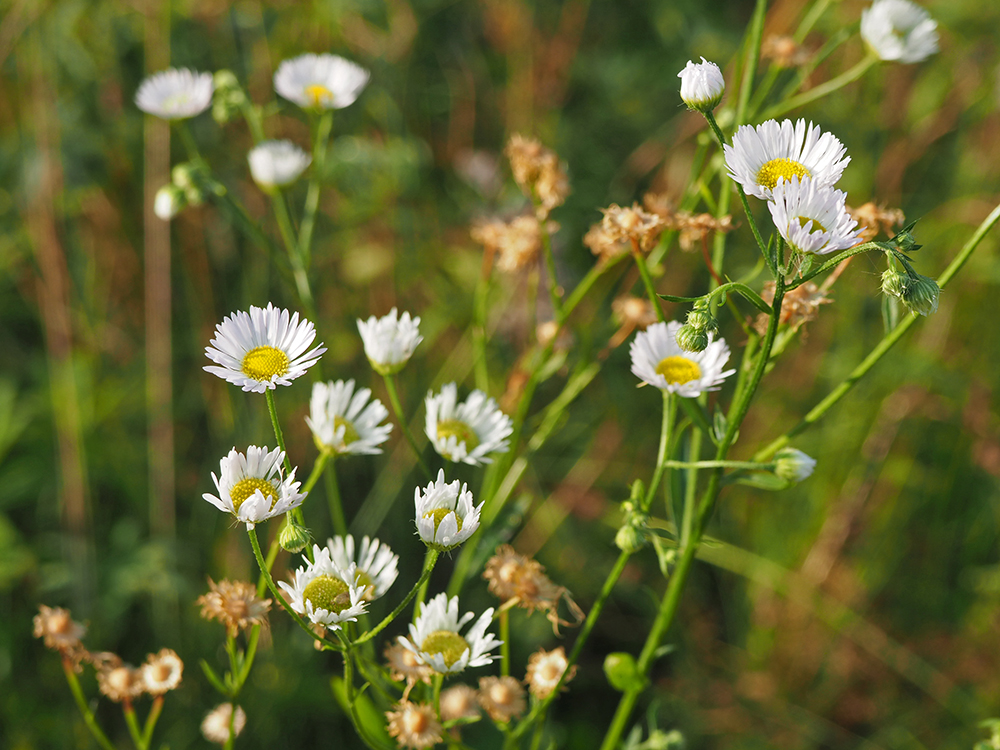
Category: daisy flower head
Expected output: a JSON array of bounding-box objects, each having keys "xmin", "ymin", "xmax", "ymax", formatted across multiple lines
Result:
[
  {"xmin": 399, "ymin": 592, "xmax": 501, "ymax": 674},
  {"xmin": 278, "ymin": 544, "xmax": 368, "ymax": 631},
  {"xmin": 630, "ymin": 321, "xmax": 735, "ymax": 398},
  {"xmin": 203, "ymin": 445, "xmax": 306, "ymax": 528},
  {"xmin": 136, "ymin": 68, "xmax": 214, "ymax": 120},
  {"xmin": 273, "ymin": 53, "xmax": 370, "ymax": 111},
  {"xmin": 477, "ymin": 676, "xmax": 527, "ymax": 723},
  {"xmin": 767, "ymin": 176, "xmax": 862, "ymax": 255},
  {"xmin": 861, "ymin": 0, "xmax": 939, "ymax": 64},
  {"xmin": 724, "ymin": 119, "xmax": 850, "ymax": 200},
  {"xmin": 204, "ymin": 303, "xmax": 325, "ymax": 393},
  {"xmin": 357, "ymin": 308, "xmax": 422, "ymax": 375},
  {"xmin": 247, "ymin": 140, "xmax": 312, "ymax": 191},
  {"xmin": 325, "ymin": 534, "xmax": 399, "ymax": 601},
  {"xmin": 678, "ymin": 57, "xmax": 725, "ymax": 112},
  {"xmin": 414, "ymin": 469, "xmax": 482, "ymax": 551},
  {"xmin": 306, "ymin": 380, "xmax": 392, "ymax": 456},
  {"xmin": 425, "ymin": 383, "xmax": 513, "ymax": 465}
]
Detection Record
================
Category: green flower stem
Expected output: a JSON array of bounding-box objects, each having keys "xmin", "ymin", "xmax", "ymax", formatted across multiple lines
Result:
[
  {"xmin": 302, "ymin": 451, "xmax": 330, "ymax": 495},
  {"xmin": 325, "ymin": 459, "xmax": 348, "ymax": 537},
  {"xmin": 529, "ymin": 705, "xmax": 548, "ymax": 750},
  {"xmin": 235, "ymin": 624, "xmax": 262, "ymax": 692},
  {"xmin": 62, "ymin": 660, "xmax": 116, "ymax": 750},
  {"xmin": 270, "ymin": 191, "xmax": 317, "ymax": 320},
  {"xmin": 176, "ymin": 121, "xmax": 202, "ymax": 161},
  {"xmin": 473, "ymin": 250, "xmax": 494, "ymax": 393},
  {"xmin": 500, "ymin": 609, "xmax": 510, "ymax": 677},
  {"xmin": 123, "ymin": 701, "xmax": 145, "ymax": 749},
  {"xmin": 382, "ymin": 374, "xmax": 433, "ymax": 480},
  {"xmin": 666, "ymin": 459, "xmax": 773, "ymax": 471},
  {"xmin": 238, "ymin": 100, "xmax": 266, "ymax": 144},
  {"xmin": 353, "ymin": 548, "xmax": 440, "ymax": 646},
  {"xmin": 141, "ymin": 696, "xmax": 163, "ymax": 749},
  {"xmin": 642, "ymin": 391, "xmax": 675, "ymax": 512},
  {"xmin": 299, "ymin": 111, "xmax": 334, "ymax": 266},
  {"xmin": 631, "ymin": 244, "xmax": 667, "ymax": 323},
  {"xmin": 209, "ymin": 188, "xmax": 281, "ymax": 260},
  {"xmin": 247, "ymin": 526, "xmax": 334, "ymax": 648},
  {"xmin": 533, "ymin": 197, "xmax": 563, "ymax": 315},
  {"xmin": 754, "ymin": 201, "xmax": 1000, "ymax": 462},
  {"xmin": 733, "ymin": 0, "xmax": 768, "ymax": 128},
  {"xmin": 763, "ymin": 52, "xmax": 878, "ymax": 120},
  {"xmin": 508, "ymin": 549, "xmax": 633, "ymax": 743},
  {"xmin": 340, "ymin": 644, "xmax": 382, "ymax": 750},
  {"xmin": 256, "ymin": 538, "xmax": 280, "ymax": 598},
  {"xmin": 412, "ymin": 547, "xmax": 437, "ymax": 621},
  {"xmin": 785, "ymin": 240, "xmax": 887, "ymax": 291},
  {"xmin": 679, "ymin": 425, "xmax": 703, "ymax": 550},
  {"xmin": 264, "ymin": 389, "xmax": 292, "ymax": 475},
  {"xmin": 433, "ymin": 673, "xmax": 444, "ymax": 718}
]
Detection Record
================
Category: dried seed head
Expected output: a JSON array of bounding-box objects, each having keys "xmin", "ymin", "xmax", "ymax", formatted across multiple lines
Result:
[
  {"xmin": 197, "ymin": 579, "xmax": 272, "ymax": 637},
  {"xmin": 504, "ymin": 134, "xmax": 569, "ymax": 219},
  {"xmin": 478, "ymin": 675, "xmax": 527, "ymax": 723},
  {"xmin": 141, "ymin": 648, "xmax": 183, "ymax": 695},
  {"xmin": 439, "ymin": 683, "xmax": 480, "ymax": 722},
  {"xmin": 482, "ymin": 545, "xmax": 584, "ymax": 634},
  {"xmin": 33, "ymin": 605, "xmax": 87, "ymax": 665},
  {"xmin": 386, "ymin": 701, "xmax": 443, "ymax": 749},
  {"xmin": 525, "ymin": 646, "xmax": 577, "ymax": 699},
  {"xmin": 97, "ymin": 660, "xmax": 146, "ymax": 703},
  {"xmin": 201, "ymin": 703, "xmax": 247, "ymax": 744}
]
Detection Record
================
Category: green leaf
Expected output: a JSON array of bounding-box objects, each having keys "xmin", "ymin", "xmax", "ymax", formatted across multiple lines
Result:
[{"xmin": 331, "ymin": 677, "xmax": 394, "ymax": 749}]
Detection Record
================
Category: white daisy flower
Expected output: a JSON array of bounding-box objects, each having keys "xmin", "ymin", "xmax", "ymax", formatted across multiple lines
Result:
[
  {"xmin": 135, "ymin": 68, "xmax": 214, "ymax": 120},
  {"xmin": 204, "ymin": 303, "xmax": 326, "ymax": 393},
  {"xmin": 325, "ymin": 534, "xmax": 399, "ymax": 601},
  {"xmin": 247, "ymin": 140, "xmax": 312, "ymax": 191},
  {"xmin": 425, "ymin": 383, "xmax": 513, "ymax": 466},
  {"xmin": 678, "ymin": 57, "xmax": 725, "ymax": 112},
  {"xmin": 724, "ymin": 118, "xmax": 850, "ymax": 200},
  {"xmin": 629, "ymin": 321, "xmax": 736, "ymax": 398},
  {"xmin": 278, "ymin": 544, "xmax": 368, "ymax": 631},
  {"xmin": 767, "ymin": 176, "xmax": 862, "ymax": 255},
  {"xmin": 203, "ymin": 445, "xmax": 306, "ymax": 528},
  {"xmin": 273, "ymin": 53, "xmax": 370, "ymax": 110},
  {"xmin": 414, "ymin": 469, "xmax": 482, "ymax": 550},
  {"xmin": 861, "ymin": 0, "xmax": 939, "ymax": 64},
  {"xmin": 398, "ymin": 593, "xmax": 501, "ymax": 674},
  {"xmin": 306, "ymin": 380, "xmax": 392, "ymax": 456},
  {"xmin": 357, "ymin": 308, "xmax": 422, "ymax": 375}
]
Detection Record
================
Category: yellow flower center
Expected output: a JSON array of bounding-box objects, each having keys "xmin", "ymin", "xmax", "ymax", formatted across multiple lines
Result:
[
  {"xmin": 436, "ymin": 419, "xmax": 480, "ymax": 454},
  {"xmin": 756, "ymin": 158, "xmax": 810, "ymax": 190},
  {"xmin": 655, "ymin": 356, "xmax": 702, "ymax": 386},
  {"xmin": 241, "ymin": 346, "xmax": 290, "ymax": 381},
  {"xmin": 302, "ymin": 574, "xmax": 352, "ymax": 614},
  {"xmin": 421, "ymin": 629, "xmax": 469, "ymax": 668},
  {"xmin": 229, "ymin": 477, "xmax": 278, "ymax": 512},
  {"xmin": 423, "ymin": 508, "xmax": 463, "ymax": 535},
  {"xmin": 305, "ymin": 84, "xmax": 333, "ymax": 107},
  {"xmin": 334, "ymin": 416, "xmax": 360, "ymax": 446},
  {"xmin": 797, "ymin": 215, "xmax": 827, "ymax": 233}
]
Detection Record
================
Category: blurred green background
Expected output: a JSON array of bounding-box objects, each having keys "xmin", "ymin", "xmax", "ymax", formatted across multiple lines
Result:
[{"xmin": 3, "ymin": 0, "xmax": 1000, "ymax": 747}]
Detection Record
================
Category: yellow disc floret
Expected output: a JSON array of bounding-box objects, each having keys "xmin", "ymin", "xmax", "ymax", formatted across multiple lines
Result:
[
  {"xmin": 756, "ymin": 158, "xmax": 810, "ymax": 191},
  {"xmin": 655, "ymin": 356, "xmax": 702, "ymax": 386},
  {"xmin": 797, "ymin": 215, "xmax": 827, "ymax": 233},
  {"xmin": 305, "ymin": 84, "xmax": 333, "ymax": 107},
  {"xmin": 303, "ymin": 574, "xmax": 352, "ymax": 614},
  {"xmin": 436, "ymin": 419, "xmax": 480, "ymax": 454},
  {"xmin": 229, "ymin": 477, "xmax": 278, "ymax": 512},
  {"xmin": 241, "ymin": 345, "xmax": 290, "ymax": 382},
  {"xmin": 423, "ymin": 508, "xmax": 463, "ymax": 535},
  {"xmin": 333, "ymin": 416, "xmax": 360, "ymax": 447},
  {"xmin": 421, "ymin": 629, "xmax": 470, "ymax": 668}
]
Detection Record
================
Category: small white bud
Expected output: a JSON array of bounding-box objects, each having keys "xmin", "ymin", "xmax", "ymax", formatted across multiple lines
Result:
[{"xmin": 678, "ymin": 57, "xmax": 725, "ymax": 112}]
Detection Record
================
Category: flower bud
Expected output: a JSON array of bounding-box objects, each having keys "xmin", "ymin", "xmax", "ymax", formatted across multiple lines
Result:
[
  {"xmin": 212, "ymin": 71, "xmax": 247, "ymax": 125},
  {"xmin": 675, "ymin": 323, "xmax": 709, "ymax": 353},
  {"xmin": 615, "ymin": 523, "xmax": 645, "ymax": 554},
  {"xmin": 603, "ymin": 652, "xmax": 647, "ymax": 693},
  {"xmin": 154, "ymin": 184, "xmax": 187, "ymax": 221},
  {"xmin": 278, "ymin": 520, "xmax": 312, "ymax": 553},
  {"xmin": 902, "ymin": 273, "xmax": 940, "ymax": 316},
  {"xmin": 774, "ymin": 448, "xmax": 816, "ymax": 483},
  {"xmin": 880, "ymin": 266, "xmax": 907, "ymax": 300},
  {"xmin": 685, "ymin": 306, "xmax": 718, "ymax": 333},
  {"xmin": 678, "ymin": 57, "xmax": 725, "ymax": 113}
]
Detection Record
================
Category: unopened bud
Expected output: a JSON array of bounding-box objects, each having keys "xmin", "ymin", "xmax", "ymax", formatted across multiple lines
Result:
[
  {"xmin": 678, "ymin": 57, "xmax": 725, "ymax": 113},
  {"xmin": 154, "ymin": 184, "xmax": 187, "ymax": 221},
  {"xmin": 774, "ymin": 448, "xmax": 816, "ymax": 483},
  {"xmin": 676, "ymin": 323, "xmax": 709, "ymax": 353},
  {"xmin": 278, "ymin": 520, "xmax": 311, "ymax": 553},
  {"xmin": 902, "ymin": 273, "xmax": 940, "ymax": 316},
  {"xmin": 615, "ymin": 523, "xmax": 645, "ymax": 554},
  {"xmin": 603, "ymin": 652, "xmax": 647, "ymax": 693},
  {"xmin": 881, "ymin": 266, "xmax": 907, "ymax": 300},
  {"xmin": 685, "ymin": 306, "xmax": 718, "ymax": 333}
]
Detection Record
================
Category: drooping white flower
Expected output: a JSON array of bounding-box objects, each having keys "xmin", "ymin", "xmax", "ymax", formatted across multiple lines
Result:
[
  {"xmin": 247, "ymin": 140, "xmax": 312, "ymax": 190},
  {"xmin": 425, "ymin": 383, "xmax": 513, "ymax": 466},
  {"xmin": 203, "ymin": 445, "xmax": 306, "ymax": 528},
  {"xmin": 768, "ymin": 176, "xmax": 862, "ymax": 255},
  {"xmin": 357, "ymin": 308, "xmax": 422, "ymax": 375},
  {"xmin": 861, "ymin": 0, "xmax": 939, "ymax": 64},
  {"xmin": 398, "ymin": 593, "xmax": 501, "ymax": 674},
  {"xmin": 629, "ymin": 321, "xmax": 735, "ymax": 398},
  {"xmin": 324, "ymin": 534, "xmax": 399, "ymax": 601},
  {"xmin": 678, "ymin": 57, "xmax": 725, "ymax": 112},
  {"xmin": 724, "ymin": 118, "xmax": 850, "ymax": 200},
  {"xmin": 278, "ymin": 544, "xmax": 368, "ymax": 630},
  {"xmin": 204, "ymin": 303, "xmax": 325, "ymax": 393},
  {"xmin": 273, "ymin": 53, "xmax": 370, "ymax": 110},
  {"xmin": 135, "ymin": 68, "xmax": 214, "ymax": 120},
  {"xmin": 306, "ymin": 380, "xmax": 392, "ymax": 456},
  {"xmin": 414, "ymin": 469, "xmax": 482, "ymax": 550}
]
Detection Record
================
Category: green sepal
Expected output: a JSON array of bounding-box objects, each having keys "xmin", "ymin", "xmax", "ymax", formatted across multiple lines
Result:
[{"xmin": 604, "ymin": 652, "xmax": 648, "ymax": 693}]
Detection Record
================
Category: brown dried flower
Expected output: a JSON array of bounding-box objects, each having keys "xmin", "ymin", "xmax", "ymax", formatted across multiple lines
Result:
[
  {"xmin": 197, "ymin": 578, "xmax": 271, "ymax": 638},
  {"xmin": 643, "ymin": 193, "xmax": 735, "ymax": 253},
  {"xmin": 478, "ymin": 676, "xmax": 527, "ymax": 723},
  {"xmin": 386, "ymin": 701, "xmax": 443, "ymax": 749},
  {"xmin": 761, "ymin": 35, "xmax": 811, "ymax": 68},
  {"xmin": 753, "ymin": 280, "xmax": 832, "ymax": 335},
  {"xmin": 848, "ymin": 202, "xmax": 905, "ymax": 244},
  {"xmin": 201, "ymin": 703, "xmax": 246, "ymax": 744},
  {"xmin": 33, "ymin": 605, "xmax": 87, "ymax": 664},
  {"xmin": 471, "ymin": 215, "xmax": 558, "ymax": 273},
  {"xmin": 505, "ymin": 134, "xmax": 569, "ymax": 219},
  {"xmin": 385, "ymin": 642, "xmax": 434, "ymax": 691},
  {"xmin": 439, "ymin": 683, "xmax": 480, "ymax": 723},
  {"xmin": 525, "ymin": 646, "xmax": 577, "ymax": 699},
  {"xmin": 600, "ymin": 203, "xmax": 665, "ymax": 253},
  {"xmin": 96, "ymin": 658, "xmax": 146, "ymax": 703},
  {"xmin": 613, "ymin": 297, "xmax": 657, "ymax": 331},
  {"xmin": 482, "ymin": 545, "xmax": 584, "ymax": 634},
  {"xmin": 141, "ymin": 648, "xmax": 183, "ymax": 695},
  {"xmin": 584, "ymin": 222, "xmax": 629, "ymax": 262}
]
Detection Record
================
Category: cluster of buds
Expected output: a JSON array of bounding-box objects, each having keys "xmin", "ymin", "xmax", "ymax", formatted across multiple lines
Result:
[
  {"xmin": 675, "ymin": 301, "xmax": 720, "ymax": 353},
  {"xmin": 211, "ymin": 69, "xmax": 248, "ymax": 125},
  {"xmin": 881, "ymin": 265, "xmax": 940, "ymax": 316},
  {"xmin": 155, "ymin": 161, "xmax": 220, "ymax": 221},
  {"xmin": 614, "ymin": 482, "xmax": 649, "ymax": 554}
]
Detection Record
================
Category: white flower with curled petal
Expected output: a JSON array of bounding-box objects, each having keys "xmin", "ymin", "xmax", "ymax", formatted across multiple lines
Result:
[
  {"xmin": 357, "ymin": 308, "xmax": 422, "ymax": 375},
  {"xmin": 425, "ymin": 383, "xmax": 512, "ymax": 466},
  {"xmin": 306, "ymin": 380, "xmax": 392, "ymax": 456},
  {"xmin": 325, "ymin": 534, "xmax": 399, "ymax": 601},
  {"xmin": 273, "ymin": 53, "xmax": 370, "ymax": 110},
  {"xmin": 202, "ymin": 445, "xmax": 306, "ymax": 528},
  {"xmin": 278, "ymin": 544, "xmax": 368, "ymax": 631},
  {"xmin": 768, "ymin": 176, "xmax": 862, "ymax": 255},
  {"xmin": 414, "ymin": 469, "xmax": 482, "ymax": 550},
  {"xmin": 861, "ymin": 0, "xmax": 939, "ymax": 64},
  {"xmin": 678, "ymin": 57, "xmax": 725, "ymax": 112},
  {"xmin": 398, "ymin": 593, "xmax": 501, "ymax": 674},
  {"xmin": 136, "ymin": 68, "xmax": 214, "ymax": 120}
]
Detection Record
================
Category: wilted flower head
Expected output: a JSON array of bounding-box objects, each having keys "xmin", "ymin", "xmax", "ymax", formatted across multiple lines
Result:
[
  {"xmin": 584, "ymin": 221, "xmax": 629, "ymax": 262},
  {"xmin": 600, "ymin": 203, "xmax": 665, "ymax": 253},
  {"xmin": 197, "ymin": 579, "xmax": 272, "ymax": 637},
  {"xmin": 273, "ymin": 53, "xmax": 370, "ymax": 110},
  {"xmin": 504, "ymin": 134, "xmax": 569, "ymax": 219},
  {"xmin": 478, "ymin": 676, "xmax": 527, "ymax": 723},
  {"xmin": 33, "ymin": 605, "xmax": 86, "ymax": 661},
  {"xmin": 141, "ymin": 649, "xmax": 183, "ymax": 696},
  {"xmin": 306, "ymin": 379, "xmax": 392, "ymax": 456},
  {"xmin": 678, "ymin": 57, "xmax": 725, "ymax": 112},
  {"xmin": 439, "ymin": 684, "xmax": 480, "ymax": 722},
  {"xmin": 425, "ymin": 383, "xmax": 513, "ymax": 466},
  {"xmin": 201, "ymin": 703, "xmax": 246, "ymax": 745},
  {"xmin": 414, "ymin": 469, "xmax": 483, "ymax": 550},
  {"xmin": 135, "ymin": 68, "xmax": 213, "ymax": 120},
  {"xmin": 525, "ymin": 646, "xmax": 577, "ymax": 699},
  {"xmin": 357, "ymin": 308, "xmax": 422, "ymax": 375},
  {"xmin": 202, "ymin": 445, "xmax": 306, "ymax": 528},
  {"xmin": 96, "ymin": 658, "xmax": 145, "ymax": 703},
  {"xmin": 386, "ymin": 701, "xmax": 442, "ymax": 749},
  {"xmin": 399, "ymin": 593, "xmax": 501, "ymax": 674},
  {"xmin": 861, "ymin": 0, "xmax": 939, "ymax": 64},
  {"xmin": 482, "ymin": 545, "xmax": 584, "ymax": 634},
  {"xmin": 471, "ymin": 215, "xmax": 558, "ymax": 273},
  {"xmin": 754, "ymin": 281, "xmax": 831, "ymax": 336},
  {"xmin": 247, "ymin": 140, "xmax": 311, "ymax": 191}
]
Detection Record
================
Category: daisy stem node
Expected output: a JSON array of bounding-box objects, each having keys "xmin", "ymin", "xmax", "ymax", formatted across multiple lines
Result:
[
  {"xmin": 352, "ymin": 548, "xmax": 439, "ymax": 646},
  {"xmin": 382, "ymin": 374, "xmax": 433, "ymax": 480},
  {"xmin": 264, "ymin": 389, "xmax": 293, "ymax": 475},
  {"xmin": 63, "ymin": 660, "xmax": 116, "ymax": 750}
]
